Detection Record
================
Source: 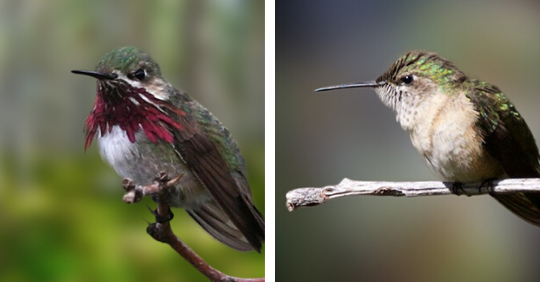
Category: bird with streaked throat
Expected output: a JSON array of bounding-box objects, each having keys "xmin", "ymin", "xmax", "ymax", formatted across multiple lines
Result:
[{"xmin": 72, "ymin": 46, "xmax": 264, "ymax": 252}]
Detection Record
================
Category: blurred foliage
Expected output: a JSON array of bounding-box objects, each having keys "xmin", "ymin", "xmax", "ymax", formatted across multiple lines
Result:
[
  {"xmin": 277, "ymin": 0, "xmax": 540, "ymax": 282},
  {"xmin": 0, "ymin": 1, "xmax": 264, "ymax": 281}
]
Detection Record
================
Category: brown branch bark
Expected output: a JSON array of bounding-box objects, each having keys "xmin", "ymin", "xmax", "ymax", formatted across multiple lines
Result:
[
  {"xmin": 122, "ymin": 173, "xmax": 264, "ymax": 282},
  {"xmin": 286, "ymin": 178, "xmax": 540, "ymax": 212}
]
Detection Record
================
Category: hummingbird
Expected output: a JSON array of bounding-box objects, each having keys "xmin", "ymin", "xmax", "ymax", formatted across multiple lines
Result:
[
  {"xmin": 316, "ymin": 50, "xmax": 540, "ymax": 226},
  {"xmin": 71, "ymin": 46, "xmax": 264, "ymax": 251}
]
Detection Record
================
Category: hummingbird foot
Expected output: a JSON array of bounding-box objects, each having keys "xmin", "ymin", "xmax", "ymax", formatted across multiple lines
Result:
[
  {"xmin": 142, "ymin": 171, "xmax": 183, "ymax": 223},
  {"xmin": 136, "ymin": 171, "xmax": 184, "ymax": 197},
  {"xmin": 480, "ymin": 178, "xmax": 497, "ymax": 195},
  {"xmin": 147, "ymin": 205, "xmax": 174, "ymax": 223},
  {"xmin": 450, "ymin": 181, "xmax": 468, "ymax": 196},
  {"xmin": 121, "ymin": 172, "xmax": 183, "ymax": 205},
  {"xmin": 122, "ymin": 178, "xmax": 143, "ymax": 204},
  {"xmin": 451, "ymin": 181, "xmax": 465, "ymax": 196},
  {"xmin": 154, "ymin": 171, "xmax": 183, "ymax": 189}
]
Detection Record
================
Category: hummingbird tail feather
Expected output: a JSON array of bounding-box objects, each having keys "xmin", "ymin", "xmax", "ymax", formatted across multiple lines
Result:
[
  {"xmin": 187, "ymin": 203, "xmax": 258, "ymax": 251},
  {"xmin": 491, "ymin": 193, "xmax": 540, "ymax": 226}
]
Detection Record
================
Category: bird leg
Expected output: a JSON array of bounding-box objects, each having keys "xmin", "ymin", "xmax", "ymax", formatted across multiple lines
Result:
[
  {"xmin": 148, "ymin": 172, "xmax": 183, "ymax": 223},
  {"xmin": 480, "ymin": 178, "xmax": 497, "ymax": 195},
  {"xmin": 450, "ymin": 181, "xmax": 467, "ymax": 196},
  {"xmin": 121, "ymin": 172, "xmax": 183, "ymax": 222}
]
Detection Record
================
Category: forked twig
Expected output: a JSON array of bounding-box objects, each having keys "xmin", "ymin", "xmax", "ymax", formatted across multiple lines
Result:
[{"xmin": 123, "ymin": 172, "xmax": 264, "ymax": 282}]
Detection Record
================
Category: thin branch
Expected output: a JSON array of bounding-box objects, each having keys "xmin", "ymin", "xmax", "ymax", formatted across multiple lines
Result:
[
  {"xmin": 147, "ymin": 203, "xmax": 264, "ymax": 282},
  {"xmin": 123, "ymin": 173, "xmax": 264, "ymax": 282},
  {"xmin": 286, "ymin": 178, "xmax": 540, "ymax": 212}
]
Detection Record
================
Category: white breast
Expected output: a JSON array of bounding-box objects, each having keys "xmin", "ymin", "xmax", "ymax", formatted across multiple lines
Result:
[{"xmin": 97, "ymin": 125, "xmax": 140, "ymax": 178}]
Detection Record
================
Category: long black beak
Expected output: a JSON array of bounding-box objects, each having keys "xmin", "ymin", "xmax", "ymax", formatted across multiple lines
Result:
[
  {"xmin": 71, "ymin": 70, "xmax": 118, "ymax": 80},
  {"xmin": 315, "ymin": 80, "xmax": 385, "ymax": 92}
]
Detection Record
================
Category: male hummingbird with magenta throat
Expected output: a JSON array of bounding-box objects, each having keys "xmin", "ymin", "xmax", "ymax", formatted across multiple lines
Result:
[
  {"xmin": 317, "ymin": 50, "xmax": 540, "ymax": 226},
  {"xmin": 72, "ymin": 46, "xmax": 264, "ymax": 251}
]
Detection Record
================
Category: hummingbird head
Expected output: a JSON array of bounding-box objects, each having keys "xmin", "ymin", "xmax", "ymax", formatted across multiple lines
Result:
[
  {"xmin": 72, "ymin": 46, "xmax": 184, "ymax": 150},
  {"xmin": 316, "ymin": 50, "xmax": 467, "ymax": 128}
]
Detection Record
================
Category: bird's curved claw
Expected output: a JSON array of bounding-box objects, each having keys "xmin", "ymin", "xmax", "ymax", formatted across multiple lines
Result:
[
  {"xmin": 147, "ymin": 206, "xmax": 174, "ymax": 223},
  {"xmin": 153, "ymin": 171, "xmax": 184, "ymax": 190}
]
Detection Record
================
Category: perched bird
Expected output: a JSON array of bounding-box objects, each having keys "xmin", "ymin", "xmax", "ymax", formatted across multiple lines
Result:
[
  {"xmin": 72, "ymin": 46, "xmax": 264, "ymax": 251},
  {"xmin": 317, "ymin": 50, "xmax": 540, "ymax": 226}
]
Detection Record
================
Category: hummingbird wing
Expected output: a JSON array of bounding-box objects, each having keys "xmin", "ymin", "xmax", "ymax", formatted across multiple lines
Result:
[
  {"xmin": 187, "ymin": 201, "xmax": 257, "ymax": 251},
  {"xmin": 167, "ymin": 93, "xmax": 264, "ymax": 252},
  {"xmin": 468, "ymin": 81, "xmax": 540, "ymax": 225}
]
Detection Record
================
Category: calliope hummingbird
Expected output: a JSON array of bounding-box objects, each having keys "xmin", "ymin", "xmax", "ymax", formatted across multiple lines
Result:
[{"xmin": 72, "ymin": 46, "xmax": 264, "ymax": 251}]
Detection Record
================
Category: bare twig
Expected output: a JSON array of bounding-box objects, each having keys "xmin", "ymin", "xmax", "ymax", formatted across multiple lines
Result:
[
  {"xmin": 147, "ymin": 203, "xmax": 264, "ymax": 282},
  {"xmin": 123, "ymin": 172, "xmax": 264, "ymax": 282},
  {"xmin": 286, "ymin": 178, "xmax": 540, "ymax": 212}
]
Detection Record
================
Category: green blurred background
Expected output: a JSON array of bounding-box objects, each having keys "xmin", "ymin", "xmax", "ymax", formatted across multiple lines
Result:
[
  {"xmin": 277, "ymin": 0, "xmax": 540, "ymax": 281},
  {"xmin": 0, "ymin": 1, "xmax": 264, "ymax": 281}
]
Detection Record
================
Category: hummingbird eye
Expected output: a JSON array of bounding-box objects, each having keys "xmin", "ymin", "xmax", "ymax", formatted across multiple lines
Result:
[
  {"xmin": 131, "ymin": 69, "xmax": 146, "ymax": 81},
  {"xmin": 401, "ymin": 75, "xmax": 414, "ymax": 85}
]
